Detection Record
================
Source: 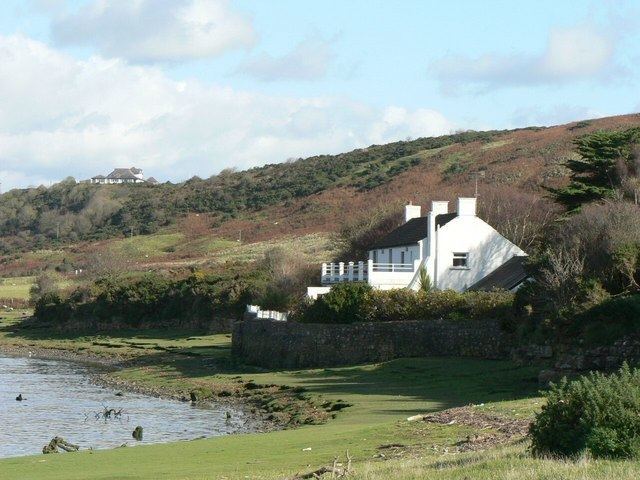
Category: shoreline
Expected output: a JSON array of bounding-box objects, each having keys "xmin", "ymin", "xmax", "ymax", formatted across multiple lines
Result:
[{"xmin": 0, "ymin": 343, "xmax": 278, "ymax": 434}]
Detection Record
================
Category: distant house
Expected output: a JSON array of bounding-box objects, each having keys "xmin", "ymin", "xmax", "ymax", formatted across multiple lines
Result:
[
  {"xmin": 91, "ymin": 167, "xmax": 156, "ymax": 185},
  {"xmin": 308, "ymin": 197, "xmax": 528, "ymax": 298}
]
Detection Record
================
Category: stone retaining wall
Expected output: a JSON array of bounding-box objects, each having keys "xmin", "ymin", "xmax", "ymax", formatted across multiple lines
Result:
[{"xmin": 232, "ymin": 318, "xmax": 512, "ymax": 369}]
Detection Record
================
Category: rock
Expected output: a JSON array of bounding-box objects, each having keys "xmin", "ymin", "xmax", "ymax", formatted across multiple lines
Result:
[
  {"xmin": 132, "ymin": 426, "xmax": 143, "ymax": 441},
  {"xmin": 15, "ymin": 394, "xmax": 23, "ymax": 401},
  {"xmin": 43, "ymin": 436, "xmax": 79, "ymax": 454},
  {"xmin": 190, "ymin": 391, "xmax": 198, "ymax": 402},
  {"xmin": 115, "ymin": 392, "xmax": 123, "ymax": 397}
]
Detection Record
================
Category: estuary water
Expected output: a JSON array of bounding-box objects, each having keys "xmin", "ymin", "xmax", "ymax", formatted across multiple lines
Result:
[{"xmin": 0, "ymin": 355, "xmax": 249, "ymax": 458}]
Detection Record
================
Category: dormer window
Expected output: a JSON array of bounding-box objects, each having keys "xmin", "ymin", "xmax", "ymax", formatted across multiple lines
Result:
[{"xmin": 452, "ymin": 252, "xmax": 469, "ymax": 268}]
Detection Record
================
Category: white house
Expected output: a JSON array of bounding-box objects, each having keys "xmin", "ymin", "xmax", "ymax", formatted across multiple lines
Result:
[
  {"xmin": 91, "ymin": 167, "xmax": 154, "ymax": 185},
  {"xmin": 308, "ymin": 197, "xmax": 527, "ymax": 298}
]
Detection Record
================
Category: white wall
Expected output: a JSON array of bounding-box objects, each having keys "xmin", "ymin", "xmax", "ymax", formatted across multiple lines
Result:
[
  {"xmin": 368, "ymin": 244, "xmax": 420, "ymax": 264},
  {"xmin": 434, "ymin": 216, "xmax": 525, "ymax": 291},
  {"xmin": 307, "ymin": 286, "xmax": 331, "ymax": 299}
]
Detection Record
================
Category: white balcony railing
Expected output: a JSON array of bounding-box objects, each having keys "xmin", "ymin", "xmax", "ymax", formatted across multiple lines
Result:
[
  {"xmin": 321, "ymin": 261, "xmax": 368, "ymax": 284},
  {"xmin": 371, "ymin": 262, "xmax": 414, "ymax": 273},
  {"xmin": 320, "ymin": 260, "xmax": 418, "ymax": 285}
]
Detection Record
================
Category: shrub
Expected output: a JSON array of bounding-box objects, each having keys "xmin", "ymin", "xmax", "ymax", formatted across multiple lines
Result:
[
  {"xmin": 530, "ymin": 363, "xmax": 640, "ymax": 459},
  {"xmin": 299, "ymin": 283, "xmax": 373, "ymax": 324},
  {"xmin": 577, "ymin": 294, "xmax": 640, "ymax": 345},
  {"xmin": 29, "ymin": 273, "xmax": 59, "ymax": 306},
  {"xmin": 297, "ymin": 287, "xmax": 514, "ymax": 324},
  {"xmin": 33, "ymin": 267, "xmax": 270, "ymax": 328}
]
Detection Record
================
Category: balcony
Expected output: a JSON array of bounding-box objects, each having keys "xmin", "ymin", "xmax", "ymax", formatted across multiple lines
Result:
[{"xmin": 321, "ymin": 259, "xmax": 420, "ymax": 287}]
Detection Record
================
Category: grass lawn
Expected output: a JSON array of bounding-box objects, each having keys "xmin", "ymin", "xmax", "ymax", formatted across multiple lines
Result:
[
  {"xmin": 0, "ymin": 276, "xmax": 35, "ymax": 300},
  {"xmin": 0, "ymin": 275, "xmax": 78, "ymax": 303},
  {"xmin": 1, "ymin": 315, "xmax": 639, "ymax": 479}
]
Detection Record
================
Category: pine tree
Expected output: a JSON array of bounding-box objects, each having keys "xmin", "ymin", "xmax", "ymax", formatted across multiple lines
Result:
[{"xmin": 552, "ymin": 128, "xmax": 640, "ymax": 210}]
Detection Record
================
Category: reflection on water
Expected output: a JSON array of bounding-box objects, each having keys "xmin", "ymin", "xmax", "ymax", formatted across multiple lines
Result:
[{"xmin": 0, "ymin": 356, "xmax": 248, "ymax": 458}]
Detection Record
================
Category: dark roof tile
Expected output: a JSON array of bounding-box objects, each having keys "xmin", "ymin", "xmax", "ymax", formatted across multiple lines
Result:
[
  {"xmin": 468, "ymin": 256, "xmax": 528, "ymax": 291},
  {"xmin": 435, "ymin": 213, "xmax": 456, "ymax": 228},
  {"xmin": 371, "ymin": 217, "xmax": 429, "ymax": 249}
]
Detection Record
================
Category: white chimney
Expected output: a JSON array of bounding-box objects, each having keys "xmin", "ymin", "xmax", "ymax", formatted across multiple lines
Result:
[
  {"xmin": 404, "ymin": 203, "xmax": 421, "ymax": 223},
  {"xmin": 431, "ymin": 201, "xmax": 449, "ymax": 216},
  {"xmin": 457, "ymin": 197, "xmax": 477, "ymax": 216}
]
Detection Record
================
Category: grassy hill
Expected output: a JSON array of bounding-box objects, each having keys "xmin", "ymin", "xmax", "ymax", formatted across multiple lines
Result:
[
  {"xmin": 1, "ymin": 113, "xmax": 639, "ymax": 255},
  {"xmin": 1, "ymin": 113, "xmax": 640, "ymax": 280}
]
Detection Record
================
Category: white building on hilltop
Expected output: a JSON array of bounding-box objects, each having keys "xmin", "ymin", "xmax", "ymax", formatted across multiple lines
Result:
[
  {"xmin": 308, "ymin": 197, "xmax": 527, "ymax": 298},
  {"xmin": 91, "ymin": 167, "xmax": 158, "ymax": 185}
]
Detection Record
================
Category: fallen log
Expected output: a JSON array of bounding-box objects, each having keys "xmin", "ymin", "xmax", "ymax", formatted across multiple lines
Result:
[{"xmin": 43, "ymin": 437, "xmax": 79, "ymax": 454}]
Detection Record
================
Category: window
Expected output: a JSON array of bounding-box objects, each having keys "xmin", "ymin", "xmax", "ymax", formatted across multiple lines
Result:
[
  {"xmin": 452, "ymin": 252, "xmax": 469, "ymax": 268},
  {"xmin": 373, "ymin": 250, "xmax": 378, "ymax": 263},
  {"xmin": 400, "ymin": 251, "xmax": 405, "ymax": 264}
]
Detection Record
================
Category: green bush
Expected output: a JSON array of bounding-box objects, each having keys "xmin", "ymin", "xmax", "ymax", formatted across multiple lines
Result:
[
  {"xmin": 299, "ymin": 283, "xmax": 373, "ymax": 324},
  {"xmin": 297, "ymin": 287, "xmax": 514, "ymax": 324},
  {"xmin": 576, "ymin": 294, "xmax": 640, "ymax": 346},
  {"xmin": 530, "ymin": 363, "xmax": 640, "ymax": 459},
  {"xmin": 33, "ymin": 267, "xmax": 270, "ymax": 328}
]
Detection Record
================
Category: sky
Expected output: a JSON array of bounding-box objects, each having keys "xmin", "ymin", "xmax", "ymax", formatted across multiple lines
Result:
[{"xmin": 0, "ymin": 0, "xmax": 639, "ymax": 190}]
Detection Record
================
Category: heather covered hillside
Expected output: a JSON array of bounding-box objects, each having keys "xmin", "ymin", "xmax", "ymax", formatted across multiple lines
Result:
[{"xmin": 2, "ymin": 113, "xmax": 639, "ymax": 256}]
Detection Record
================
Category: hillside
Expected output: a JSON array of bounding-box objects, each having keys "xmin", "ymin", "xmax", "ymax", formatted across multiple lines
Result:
[{"xmin": 1, "ymin": 113, "xmax": 639, "ymax": 273}]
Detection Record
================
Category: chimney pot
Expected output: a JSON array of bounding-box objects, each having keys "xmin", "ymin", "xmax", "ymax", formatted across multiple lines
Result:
[
  {"xmin": 404, "ymin": 203, "xmax": 421, "ymax": 223},
  {"xmin": 457, "ymin": 197, "xmax": 477, "ymax": 216},
  {"xmin": 431, "ymin": 201, "xmax": 449, "ymax": 216}
]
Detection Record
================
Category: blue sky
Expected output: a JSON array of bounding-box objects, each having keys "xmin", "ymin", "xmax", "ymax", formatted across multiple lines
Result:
[{"xmin": 0, "ymin": 0, "xmax": 638, "ymax": 189}]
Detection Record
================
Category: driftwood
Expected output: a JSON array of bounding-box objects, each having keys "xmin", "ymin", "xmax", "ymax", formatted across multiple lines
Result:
[
  {"xmin": 285, "ymin": 451, "xmax": 352, "ymax": 479},
  {"xmin": 95, "ymin": 406, "xmax": 124, "ymax": 420},
  {"xmin": 43, "ymin": 437, "xmax": 79, "ymax": 454}
]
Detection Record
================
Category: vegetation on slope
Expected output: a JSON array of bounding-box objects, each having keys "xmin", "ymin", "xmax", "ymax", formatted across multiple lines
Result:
[
  {"xmin": 551, "ymin": 127, "xmax": 640, "ymax": 210},
  {"xmin": 0, "ymin": 130, "xmax": 499, "ymax": 253}
]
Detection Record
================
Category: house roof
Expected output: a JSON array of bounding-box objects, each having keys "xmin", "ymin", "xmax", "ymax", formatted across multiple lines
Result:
[
  {"xmin": 435, "ymin": 213, "xmax": 456, "ymax": 228},
  {"xmin": 371, "ymin": 217, "xmax": 429, "ymax": 249},
  {"xmin": 92, "ymin": 174, "xmax": 106, "ymax": 179},
  {"xmin": 146, "ymin": 177, "xmax": 158, "ymax": 184},
  {"xmin": 468, "ymin": 256, "xmax": 528, "ymax": 291},
  {"xmin": 106, "ymin": 168, "xmax": 140, "ymax": 180},
  {"xmin": 370, "ymin": 212, "xmax": 459, "ymax": 250}
]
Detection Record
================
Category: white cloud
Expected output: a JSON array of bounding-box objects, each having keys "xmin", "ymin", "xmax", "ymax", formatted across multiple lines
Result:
[
  {"xmin": 432, "ymin": 25, "xmax": 618, "ymax": 94},
  {"xmin": 51, "ymin": 0, "xmax": 256, "ymax": 63},
  {"xmin": 0, "ymin": 34, "xmax": 455, "ymax": 190},
  {"xmin": 237, "ymin": 38, "xmax": 334, "ymax": 81}
]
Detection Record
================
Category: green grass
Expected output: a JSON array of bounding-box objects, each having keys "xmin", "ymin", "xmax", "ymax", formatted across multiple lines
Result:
[
  {"xmin": 109, "ymin": 232, "xmax": 185, "ymax": 259},
  {"xmin": 209, "ymin": 233, "xmax": 336, "ymax": 264},
  {"xmin": 481, "ymin": 139, "xmax": 513, "ymax": 150},
  {"xmin": 349, "ymin": 444, "xmax": 640, "ymax": 479},
  {"xmin": 1, "ymin": 320, "xmax": 639, "ymax": 479},
  {"xmin": 441, "ymin": 153, "xmax": 473, "ymax": 179},
  {"xmin": 0, "ymin": 276, "xmax": 35, "ymax": 300},
  {"xmin": 0, "ymin": 275, "xmax": 78, "ymax": 302}
]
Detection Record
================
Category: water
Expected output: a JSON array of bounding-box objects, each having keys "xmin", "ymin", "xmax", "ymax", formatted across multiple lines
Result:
[{"xmin": 0, "ymin": 356, "xmax": 250, "ymax": 458}]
